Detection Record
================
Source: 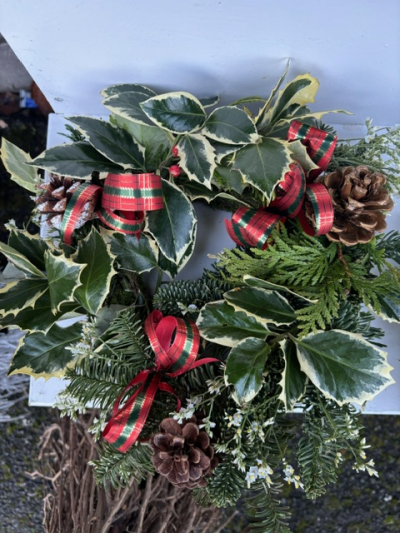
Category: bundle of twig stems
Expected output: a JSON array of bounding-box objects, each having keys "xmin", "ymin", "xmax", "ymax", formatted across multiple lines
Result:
[{"xmin": 38, "ymin": 412, "xmax": 237, "ymax": 533}]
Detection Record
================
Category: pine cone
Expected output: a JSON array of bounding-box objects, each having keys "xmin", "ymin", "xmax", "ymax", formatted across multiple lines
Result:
[
  {"xmin": 35, "ymin": 174, "xmax": 97, "ymax": 229},
  {"xmin": 151, "ymin": 417, "xmax": 219, "ymax": 489},
  {"xmin": 321, "ymin": 166, "xmax": 394, "ymax": 246}
]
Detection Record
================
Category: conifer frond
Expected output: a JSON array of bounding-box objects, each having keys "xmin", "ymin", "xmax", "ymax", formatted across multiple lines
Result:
[
  {"xmin": 91, "ymin": 441, "xmax": 154, "ymax": 489},
  {"xmin": 376, "ymin": 230, "xmax": 400, "ymax": 265},
  {"xmin": 205, "ymin": 458, "xmax": 246, "ymax": 508},
  {"xmin": 245, "ymin": 478, "xmax": 291, "ymax": 533}
]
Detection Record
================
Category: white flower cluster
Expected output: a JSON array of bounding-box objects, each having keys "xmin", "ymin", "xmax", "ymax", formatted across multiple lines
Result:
[
  {"xmin": 247, "ymin": 417, "xmax": 274, "ymax": 443},
  {"xmin": 283, "ymin": 462, "xmax": 304, "ymax": 490},
  {"xmin": 352, "ymin": 438, "xmax": 379, "ymax": 477},
  {"xmin": 245, "ymin": 460, "xmax": 273, "ymax": 488},
  {"xmin": 206, "ymin": 376, "xmax": 224, "ymax": 396}
]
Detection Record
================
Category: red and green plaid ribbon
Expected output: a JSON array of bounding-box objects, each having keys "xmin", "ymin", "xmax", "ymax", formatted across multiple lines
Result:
[
  {"xmin": 102, "ymin": 310, "xmax": 218, "ymax": 453},
  {"xmin": 225, "ymin": 121, "xmax": 337, "ymax": 248},
  {"xmin": 61, "ymin": 173, "xmax": 164, "ymax": 245}
]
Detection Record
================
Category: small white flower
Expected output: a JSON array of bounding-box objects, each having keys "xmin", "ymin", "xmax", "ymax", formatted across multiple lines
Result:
[{"xmin": 283, "ymin": 464, "xmax": 304, "ymax": 490}]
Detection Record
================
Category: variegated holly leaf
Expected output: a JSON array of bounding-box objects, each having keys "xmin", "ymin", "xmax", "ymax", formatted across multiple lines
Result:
[
  {"xmin": 243, "ymin": 275, "xmax": 316, "ymax": 303},
  {"xmin": 0, "ymin": 242, "xmax": 45, "ymax": 278},
  {"xmin": 29, "ymin": 141, "xmax": 124, "ymax": 179},
  {"xmin": 373, "ymin": 294, "xmax": 400, "ymax": 324},
  {"xmin": 230, "ymin": 96, "xmax": 266, "ymax": 106},
  {"xmin": 199, "ymin": 96, "xmax": 220, "ymax": 108},
  {"xmin": 103, "ymin": 91, "xmax": 156, "ymax": 126},
  {"xmin": 101, "ymin": 83, "xmax": 156, "ymax": 99},
  {"xmin": 213, "ymin": 165, "xmax": 245, "ymax": 194},
  {"xmin": 224, "ymin": 287, "xmax": 296, "ymax": 326},
  {"xmin": 211, "ymin": 141, "xmax": 242, "ymax": 164},
  {"xmin": 278, "ymin": 338, "xmax": 307, "ymax": 411},
  {"xmin": 72, "ymin": 228, "xmax": 117, "ymax": 315},
  {"xmin": 1, "ymin": 137, "xmax": 38, "ymax": 192},
  {"xmin": 294, "ymin": 330, "xmax": 394, "ymax": 405},
  {"xmin": 0, "ymin": 278, "xmax": 48, "ymax": 317},
  {"xmin": 67, "ymin": 116, "xmax": 145, "ymax": 170},
  {"xmin": 197, "ymin": 300, "xmax": 268, "ymax": 347},
  {"xmin": 233, "ymin": 138, "xmax": 292, "ymax": 202},
  {"xmin": 0, "ymin": 292, "xmax": 79, "ymax": 334},
  {"xmin": 181, "ymin": 181, "xmax": 249, "ymax": 206},
  {"xmin": 111, "ymin": 232, "xmax": 159, "ymax": 274},
  {"xmin": 140, "ymin": 92, "xmax": 206, "ymax": 134},
  {"xmin": 178, "ymin": 134, "xmax": 216, "ymax": 189},
  {"xmin": 288, "ymin": 140, "xmax": 319, "ymax": 175},
  {"xmin": 8, "ymin": 321, "xmax": 83, "ymax": 378},
  {"xmin": 225, "ymin": 337, "xmax": 270, "ymax": 404},
  {"xmin": 8, "ymin": 229, "xmax": 49, "ymax": 271},
  {"xmin": 146, "ymin": 180, "xmax": 196, "ymax": 264},
  {"xmin": 111, "ymin": 114, "xmax": 172, "ymax": 170},
  {"xmin": 203, "ymin": 106, "xmax": 258, "ymax": 145},
  {"xmin": 44, "ymin": 251, "xmax": 85, "ymax": 313},
  {"xmin": 255, "ymin": 60, "xmax": 290, "ymax": 127},
  {"xmin": 157, "ymin": 238, "xmax": 195, "ymax": 279}
]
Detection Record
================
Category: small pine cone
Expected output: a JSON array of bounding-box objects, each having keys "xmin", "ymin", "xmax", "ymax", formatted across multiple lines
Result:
[
  {"xmin": 321, "ymin": 166, "xmax": 394, "ymax": 246},
  {"xmin": 151, "ymin": 417, "xmax": 219, "ymax": 489},
  {"xmin": 35, "ymin": 174, "xmax": 97, "ymax": 229}
]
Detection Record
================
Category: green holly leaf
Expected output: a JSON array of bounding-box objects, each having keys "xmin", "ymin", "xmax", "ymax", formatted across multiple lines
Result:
[
  {"xmin": 8, "ymin": 229, "xmax": 49, "ymax": 271},
  {"xmin": 103, "ymin": 91, "xmax": 156, "ymax": 126},
  {"xmin": 8, "ymin": 321, "xmax": 83, "ymax": 378},
  {"xmin": 140, "ymin": 92, "xmax": 206, "ymax": 134},
  {"xmin": 225, "ymin": 337, "xmax": 270, "ymax": 404},
  {"xmin": 293, "ymin": 330, "xmax": 394, "ymax": 405},
  {"xmin": 243, "ymin": 275, "xmax": 316, "ymax": 303},
  {"xmin": 111, "ymin": 115, "xmax": 172, "ymax": 170},
  {"xmin": 67, "ymin": 116, "xmax": 145, "ymax": 170},
  {"xmin": 0, "ymin": 292, "xmax": 79, "ymax": 333},
  {"xmin": 255, "ymin": 61, "xmax": 290, "ymax": 127},
  {"xmin": 181, "ymin": 181, "xmax": 249, "ymax": 206},
  {"xmin": 197, "ymin": 300, "xmax": 268, "ymax": 347},
  {"xmin": 224, "ymin": 287, "xmax": 296, "ymax": 326},
  {"xmin": 146, "ymin": 180, "xmax": 196, "ymax": 264},
  {"xmin": 0, "ymin": 242, "xmax": 45, "ymax": 278},
  {"xmin": 0, "ymin": 278, "xmax": 48, "ymax": 317},
  {"xmin": 233, "ymin": 138, "xmax": 292, "ymax": 202},
  {"xmin": 211, "ymin": 141, "xmax": 242, "ymax": 164},
  {"xmin": 44, "ymin": 251, "xmax": 85, "ymax": 313},
  {"xmin": 73, "ymin": 228, "xmax": 117, "ymax": 315},
  {"xmin": 0, "ymin": 137, "xmax": 38, "ymax": 192},
  {"xmin": 178, "ymin": 134, "xmax": 216, "ymax": 189},
  {"xmin": 373, "ymin": 294, "xmax": 400, "ymax": 324},
  {"xmin": 203, "ymin": 106, "xmax": 258, "ymax": 145},
  {"xmin": 29, "ymin": 141, "xmax": 124, "ymax": 179},
  {"xmin": 278, "ymin": 338, "xmax": 307, "ymax": 411},
  {"xmin": 199, "ymin": 96, "xmax": 220, "ymax": 108},
  {"xmin": 111, "ymin": 232, "xmax": 159, "ymax": 274},
  {"xmin": 157, "ymin": 238, "xmax": 195, "ymax": 279},
  {"xmin": 213, "ymin": 165, "xmax": 245, "ymax": 194},
  {"xmin": 101, "ymin": 83, "xmax": 156, "ymax": 99}
]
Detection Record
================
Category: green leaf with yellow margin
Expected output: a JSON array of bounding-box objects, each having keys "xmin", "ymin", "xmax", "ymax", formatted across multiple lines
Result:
[
  {"xmin": 157, "ymin": 238, "xmax": 195, "ymax": 279},
  {"xmin": 371, "ymin": 294, "xmax": 400, "ymax": 324},
  {"xmin": 0, "ymin": 278, "xmax": 48, "ymax": 317},
  {"xmin": 243, "ymin": 275, "xmax": 316, "ymax": 304},
  {"xmin": 8, "ymin": 229, "xmax": 49, "ymax": 271},
  {"xmin": 72, "ymin": 228, "xmax": 117, "ymax": 315},
  {"xmin": 292, "ymin": 329, "xmax": 394, "ymax": 406},
  {"xmin": 0, "ymin": 137, "xmax": 38, "ymax": 193},
  {"xmin": 44, "ymin": 251, "xmax": 85, "ymax": 313},
  {"xmin": 8, "ymin": 321, "xmax": 83, "ymax": 378},
  {"xmin": 140, "ymin": 92, "xmax": 206, "ymax": 134},
  {"xmin": 232, "ymin": 138, "xmax": 292, "ymax": 202},
  {"xmin": 203, "ymin": 106, "xmax": 259, "ymax": 145},
  {"xmin": 225, "ymin": 337, "xmax": 270, "ymax": 404},
  {"xmin": 178, "ymin": 134, "xmax": 216, "ymax": 189},
  {"xmin": 103, "ymin": 91, "xmax": 157, "ymax": 127},
  {"xmin": 287, "ymin": 140, "xmax": 319, "ymax": 176},
  {"xmin": 197, "ymin": 300, "xmax": 268, "ymax": 347},
  {"xmin": 278, "ymin": 338, "xmax": 307, "ymax": 411},
  {"xmin": 255, "ymin": 61, "xmax": 290, "ymax": 127},
  {"xmin": 224, "ymin": 286, "xmax": 296, "ymax": 327},
  {"xmin": 101, "ymin": 83, "xmax": 156, "ymax": 99},
  {"xmin": 110, "ymin": 232, "xmax": 159, "ymax": 274},
  {"xmin": 0, "ymin": 242, "xmax": 45, "ymax": 278}
]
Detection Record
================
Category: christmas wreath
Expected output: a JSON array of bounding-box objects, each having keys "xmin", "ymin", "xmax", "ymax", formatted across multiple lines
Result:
[{"xmin": 1, "ymin": 67, "xmax": 400, "ymax": 531}]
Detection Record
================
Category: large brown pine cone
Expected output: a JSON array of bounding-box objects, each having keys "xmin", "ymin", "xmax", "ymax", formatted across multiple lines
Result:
[
  {"xmin": 321, "ymin": 166, "xmax": 394, "ymax": 246},
  {"xmin": 151, "ymin": 417, "xmax": 219, "ymax": 489},
  {"xmin": 35, "ymin": 174, "xmax": 96, "ymax": 229}
]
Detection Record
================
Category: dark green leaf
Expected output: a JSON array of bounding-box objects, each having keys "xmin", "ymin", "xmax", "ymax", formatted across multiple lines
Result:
[
  {"xmin": 230, "ymin": 96, "xmax": 266, "ymax": 106},
  {"xmin": 157, "ymin": 238, "xmax": 195, "ymax": 279},
  {"xmin": 197, "ymin": 300, "xmax": 267, "ymax": 347},
  {"xmin": 111, "ymin": 233, "xmax": 159, "ymax": 274},
  {"xmin": 199, "ymin": 96, "xmax": 220, "ymax": 108},
  {"xmin": 224, "ymin": 287, "xmax": 296, "ymax": 326},
  {"xmin": 67, "ymin": 116, "xmax": 145, "ymax": 170},
  {"xmin": 233, "ymin": 138, "xmax": 291, "ymax": 201},
  {"xmin": 0, "ymin": 242, "xmax": 44, "ymax": 278},
  {"xmin": 8, "ymin": 321, "xmax": 83, "ymax": 378},
  {"xmin": 294, "ymin": 329, "xmax": 394, "ymax": 405},
  {"xmin": 103, "ymin": 91, "xmax": 156, "ymax": 126},
  {"xmin": 146, "ymin": 180, "xmax": 196, "ymax": 264},
  {"xmin": 255, "ymin": 61, "xmax": 290, "ymax": 127},
  {"xmin": 375, "ymin": 294, "xmax": 400, "ymax": 324},
  {"xmin": 1, "ymin": 137, "xmax": 38, "ymax": 192},
  {"xmin": 101, "ymin": 83, "xmax": 156, "ymax": 99},
  {"xmin": 29, "ymin": 141, "xmax": 123, "ymax": 179},
  {"xmin": 278, "ymin": 338, "xmax": 307, "ymax": 411},
  {"xmin": 73, "ymin": 228, "xmax": 117, "ymax": 315},
  {"xmin": 181, "ymin": 180, "xmax": 248, "ymax": 206},
  {"xmin": 211, "ymin": 141, "xmax": 242, "ymax": 164},
  {"xmin": 214, "ymin": 165, "xmax": 245, "ymax": 194},
  {"xmin": 8, "ymin": 229, "xmax": 49, "ymax": 270},
  {"xmin": 178, "ymin": 134, "xmax": 216, "ymax": 188},
  {"xmin": 140, "ymin": 92, "xmax": 206, "ymax": 134},
  {"xmin": 243, "ymin": 275, "xmax": 316, "ymax": 303},
  {"xmin": 203, "ymin": 106, "xmax": 258, "ymax": 145},
  {"xmin": 44, "ymin": 251, "xmax": 85, "ymax": 313},
  {"xmin": 0, "ymin": 278, "xmax": 48, "ymax": 317},
  {"xmin": 225, "ymin": 337, "xmax": 270, "ymax": 404}
]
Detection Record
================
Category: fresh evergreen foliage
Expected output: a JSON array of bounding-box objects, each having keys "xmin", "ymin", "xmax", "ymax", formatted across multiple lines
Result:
[{"xmin": 245, "ymin": 478, "xmax": 291, "ymax": 533}]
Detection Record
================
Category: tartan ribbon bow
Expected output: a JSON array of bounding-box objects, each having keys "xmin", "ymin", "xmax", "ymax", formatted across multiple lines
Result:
[
  {"xmin": 225, "ymin": 121, "xmax": 337, "ymax": 250},
  {"xmin": 61, "ymin": 173, "xmax": 164, "ymax": 245},
  {"xmin": 102, "ymin": 310, "xmax": 218, "ymax": 453}
]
